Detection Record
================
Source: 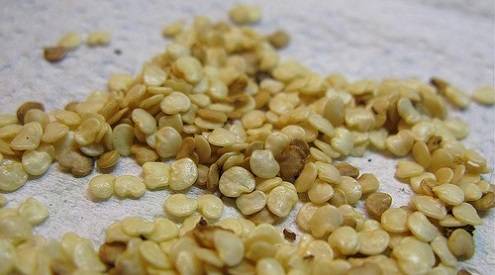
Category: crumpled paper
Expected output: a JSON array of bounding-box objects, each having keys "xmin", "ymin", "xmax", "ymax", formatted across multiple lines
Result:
[{"xmin": 0, "ymin": 0, "xmax": 493, "ymax": 273}]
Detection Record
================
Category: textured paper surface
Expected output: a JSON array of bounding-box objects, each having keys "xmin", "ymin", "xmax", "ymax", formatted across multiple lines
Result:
[{"xmin": 0, "ymin": 0, "xmax": 494, "ymax": 273}]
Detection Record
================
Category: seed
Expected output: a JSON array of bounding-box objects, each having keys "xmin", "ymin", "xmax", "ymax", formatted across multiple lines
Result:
[
  {"xmin": 472, "ymin": 86, "xmax": 495, "ymax": 105},
  {"xmin": 142, "ymin": 162, "xmax": 170, "ymax": 190},
  {"xmin": 229, "ymin": 4, "xmax": 261, "ymax": 25},
  {"xmin": 334, "ymin": 162, "xmax": 359, "ymax": 178},
  {"xmin": 198, "ymin": 194, "xmax": 224, "ymax": 220},
  {"xmin": 472, "ymin": 192, "xmax": 495, "ymax": 211},
  {"xmin": 358, "ymin": 173, "xmax": 380, "ymax": 195},
  {"xmin": 197, "ymin": 108, "xmax": 227, "ymax": 123},
  {"xmin": 173, "ymin": 56, "xmax": 203, "ymax": 84},
  {"xmin": 130, "ymin": 144, "xmax": 158, "ymax": 165},
  {"xmin": 315, "ymin": 161, "xmax": 341, "ymax": 184},
  {"xmin": 57, "ymin": 32, "xmax": 81, "ymax": 50},
  {"xmin": 17, "ymin": 197, "xmax": 49, "ymax": 225},
  {"xmin": 219, "ymin": 166, "xmax": 255, "ymax": 197},
  {"xmin": 328, "ymin": 226, "xmax": 359, "ymax": 256},
  {"xmin": 412, "ymin": 141, "xmax": 431, "ymax": 168},
  {"xmin": 168, "ymin": 158, "xmax": 198, "ymax": 191},
  {"xmin": 16, "ymin": 101, "xmax": 45, "ymax": 123},
  {"xmin": 208, "ymin": 128, "xmax": 237, "ymax": 147},
  {"xmin": 267, "ymin": 185, "xmax": 298, "ymax": 217},
  {"xmin": 114, "ymin": 175, "xmax": 145, "ymax": 199},
  {"xmin": 155, "ymin": 126, "xmax": 182, "ymax": 158},
  {"xmin": 386, "ymin": 130, "xmax": 414, "ymax": 157},
  {"xmin": 392, "ymin": 236, "xmax": 435, "ymax": 274},
  {"xmin": 164, "ymin": 194, "xmax": 197, "ymax": 219},
  {"xmin": 309, "ymin": 204, "xmax": 343, "ymax": 238},
  {"xmin": 145, "ymin": 218, "xmax": 178, "ymax": 242},
  {"xmin": 432, "ymin": 183, "xmax": 464, "ymax": 206},
  {"xmin": 265, "ymin": 132, "xmax": 290, "ymax": 157},
  {"xmin": 358, "ymin": 229, "xmax": 390, "ymax": 255},
  {"xmin": 344, "ymin": 107, "xmax": 375, "ymax": 132},
  {"xmin": 458, "ymin": 182, "xmax": 482, "ymax": 202},
  {"xmin": 10, "ymin": 122, "xmax": 43, "ymax": 151},
  {"xmin": 161, "ymin": 91, "xmax": 192, "ymax": 115},
  {"xmin": 308, "ymin": 181, "xmax": 334, "ymax": 204},
  {"xmin": 407, "ymin": 211, "xmax": 439, "ymax": 242},
  {"xmin": 267, "ymin": 30, "xmax": 290, "ymax": 49},
  {"xmin": 139, "ymin": 240, "xmax": 170, "ymax": 269},
  {"xmin": 338, "ymin": 176, "xmax": 362, "ymax": 204},
  {"xmin": 214, "ymin": 229, "xmax": 244, "ymax": 266},
  {"xmin": 447, "ymin": 229, "xmax": 474, "ymax": 260},
  {"xmin": 43, "ymin": 46, "xmax": 67, "ymax": 62},
  {"xmin": 88, "ymin": 174, "xmax": 115, "ymax": 201},
  {"xmin": 0, "ymin": 160, "xmax": 29, "ymax": 192},
  {"xmin": 0, "ymin": 215, "xmax": 33, "ymax": 244},
  {"xmin": 452, "ymin": 203, "xmax": 482, "ymax": 225},
  {"xmin": 381, "ymin": 207, "xmax": 409, "ymax": 233},
  {"xmin": 131, "ymin": 108, "xmax": 157, "ymax": 135},
  {"xmin": 395, "ymin": 160, "xmax": 424, "ymax": 179},
  {"xmin": 86, "ymin": 31, "xmax": 111, "ymax": 46},
  {"xmin": 365, "ymin": 192, "xmax": 392, "ymax": 219},
  {"xmin": 294, "ymin": 162, "xmax": 318, "ymax": 193},
  {"xmin": 411, "ymin": 195, "xmax": 447, "ymax": 220},
  {"xmin": 111, "ymin": 124, "xmax": 135, "ymax": 156},
  {"xmin": 249, "ymin": 149, "xmax": 280, "ymax": 179},
  {"xmin": 236, "ymin": 190, "xmax": 267, "ymax": 216},
  {"xmin": 20, "ymin": 150, "xmax": 51, "ymax": 176},
  {"xmin": 431, "ymin": 236, "xmax": 457, "ymax": 267}
]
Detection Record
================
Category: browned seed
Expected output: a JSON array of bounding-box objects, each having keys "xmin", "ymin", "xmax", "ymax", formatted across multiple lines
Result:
[
  {"xmin": 107, "ymin": 107, "xmax": 130, "ymax": 126},
  {"xmin": 419, "ymin": 178, "xmax": 437, "ymax": 196},
  {"xmin": 176, "ymin": 137, "xmax": 196, "ymax": 160},
  {"xmin": 130, "ymin": 144, "xmax": 159, "ymax": 165},
  {"xmin": 276, "ymin": 142, "xmax": 307, "ymax": 182},
  {"xmin": 472, "ymin": 192, "xmax": 495, "ymax": 211},
  {"xmin": 426, "ymin": 135, "xmax": 442, "ymax": 152},
  {"xmin": 228, "ymin": 75, "xmax": 248, "ymax": 95},
  {"xmin": 197, "ymin": 109, "xmax": 227, "ymax": 123},
  {"xmin": 196, "ymin": 164, "xmax": 209, "ymax": 187},
  {"xmin": 329, "ymin": 188, "xmax": 347, "ymax": 207},
  {"xmin": 365, "ymin": 192, "xmax": 392, "ymax": 219},
  {"xmin": 17, "ymin": 101, "xmax": 45, "ymax": 123},
  {"xmin": 283, "ymin": 228, "xmax": 296, "ymax": 242},
  {"xmin": 97, "ymin": 150, "xmax": 120, "ymax": 170},
  {"xmin": 254, "ymin": 90, "xmax": 271, "ymax": 109},
  {"xmin": 430, "ymin": 77, "xmax": 449, "ymax": 92},
  {"xmin": 58, "ymin": 150, "xmax": 94, "ymax": 177},
  {"xmin": 44, "ymin": 46, "xmax": 67, "ymax": 62},
  {"xmin": 207, "ymin": 163, "xmax": 220, "ymax": 190},
  {"xmin": 99, "ymin": 242, "xmax": 127, "ymax": 266},
  {"xmin": 335, "ymin": 162, "xmax": 359, "ymax": 178},
  {"xmin": 64, "ymin": 101, "xmax": 79, "ymax": 112},
  {"xmin": 267, "ymin": 30, "xmax": 290, "ymax": 49}
]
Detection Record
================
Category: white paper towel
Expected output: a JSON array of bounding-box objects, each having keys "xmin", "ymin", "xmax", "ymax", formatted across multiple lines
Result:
[{"xmin": 0, "ymin": 0, "xmax": 494, "ymax": 273}]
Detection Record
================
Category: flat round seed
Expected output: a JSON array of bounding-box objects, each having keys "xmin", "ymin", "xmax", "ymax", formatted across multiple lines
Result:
[
  {"xmin": 358, "ymin": 229, "xmax": 390, "ymax": 255},
  {"xmin": 294, "ymin": 162, "xmax": 318, "ymax": 193},
  {"xmin": 0, "ymin": 160, "xmax": 28, "ymax": 192},
  {"xmin": 97, "ymin": 150, "xmax": 120, "ymax": 170},
  {"xmin": 131, "ymin": 108, "xmax": 157, "ymax": 135},
  {"xmin": 161, "ymin": 92, "xmax": 192, "ymax": 115},
  {"xmin": 407, "ymin": 211, "xmax": 439, "ymax": 242},
  {"xmin": 452, "ymin": 203, "xmax": 482, "ymax": 225},
  {"xmin": 112, "ymin": 124, "xmax": 135, "ymax": 156},
  {"xmin": 315, "ymin": 162, "xmax": 341, "ymax": 184},
  {"xmin": 411, "ymin": 195, "xmax": 447, "ymax": 220},
  {"xmin": 213, "ymin": 229, "xmax": 244, "ymax": 267},
  {"xmin": 208, "ymin": 128, "xmax": 237, "ymax": 147},
  {"xmin": 308, "ymin": 181, "xmax": 334, "ymax": 204},
  {"xmin": 309, "ymin": 204, "xmax": 343, "ymax": 238},
  {"xmin": 114, "ymin": 175, "xmax": 145, "ymax": 199},
  {"xmin": 472, "ymin": 86, "xmax": 495, "ymax": 105},
  {"xmin": 458, "ymin": 182, "xmax": 482, "ymax": 202},
  {"xmin": 21, "ymin": 150, "xmax": 52, "ymax": 176},
  {"xmin": 365, "ymin": 192, "xmax": 392, "ymax": 219},
  {"xmin": 432, "ymin": 184, "xmax": 464, "ymax": 206},
  {"xmin": 42, "ymin": 122, "xmax": 69, "ymax": 143},
  {"xmin": 142, "ymin": 162, "xmax": 170, "ymax": 190},
  {"xmin": 431, "ymin": 236, "xmax": 457, "ymax": 267},
  {"xmin": 381, "ymin": 208, "xmax": 409, "ymax": 233},
  {"xmin": 139, "ymin": 240, "xmax": 170, "ymax": 269},
  {"xmin": 395, "ymin": 160, "xmax": 424, "ymax": 179},
  {"xmin": 267, "ymin": 185, "xmax": 298, "ymax": 217},
  {"xmin": 219, "ymin": 166, "xmax": 255, "ymax": 197},
  {"xmin": 412, "ymin": 141, "xmax": 431, "ymax": 168},
  {"xmin": 144, "ymin": 218, "xmax": 179, "ymax": 242},
  {"xmin": 17, "ymin": 197, "xmax": 49, "ymax": 225},
  {"xmin": 249, "ymin": 150, "xmax": 280, "ymax": 179},
  {"xmin": 265, "ymin": 132, "xmax": 290, "ymax": 157},
  {"xmin": 155, "ymin": 126, "xmax": 182, "ymax": 158},
  {"xmin": 328, "ymin": 226, "xmax": 360, "ymax": 256},
  {"xmin": 447, "ymin": 229, "xmax": 474, "ymax": 260},
  {"xmin": 121, "ymin": 216, "xmax": 154, "ymax": 237},
  {"xmin": 357, "ymin": 173, "xmax": 380, "ymax": 195},
  {"xmin": 174, "ymin": 56, "xmax": 203, "ymax": 84},
  {"xmin": 338, "ymin": 176, "xmax": 362, "ymax": 204},
  {"xmin": 88, "ymin": 174, "xmax": 115, "ymax": 201},
  {"xmin": 392, "ymin": 236, "xmax": 435, "ymax": 274},
  {"xmin": 236, "ymin": 190, "xmax": 267, "ymax": 216},
  {"xmin": 198, "ymin": 194, "xmax": 224, "ymax": 220},
  {"xmin": 10, "ymin": 122, "xmax": 43, "ymax": 151},
  {"xmin": 308, "ymin": 112, "xmax": 334, "ymax": 137},
  {"xmin": 296, "ymin": 202, "xmax": 319, "ymax": 232},
  {"xmin": 164, "ymin": 194, "xmax": 197, "ymax": 218},
  {"xmin": 169, "ymin": 158, "xmax": 198, "ymax": 191}
]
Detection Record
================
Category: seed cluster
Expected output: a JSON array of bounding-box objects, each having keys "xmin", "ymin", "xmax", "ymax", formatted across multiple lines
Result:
[{"xmin": 1, "ymin": 3, "xmax": 495, "ymax": 275}]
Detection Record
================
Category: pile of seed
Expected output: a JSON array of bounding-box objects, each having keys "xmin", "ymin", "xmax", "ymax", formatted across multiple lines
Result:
[{"xmin": 1, "ymin": 3, "xmax": 495, "ymax": 275}]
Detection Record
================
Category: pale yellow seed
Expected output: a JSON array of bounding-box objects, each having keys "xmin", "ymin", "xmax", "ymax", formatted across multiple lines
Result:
[
  {"xmin": 432, "ymin": 183, "xmax": 464, "ymax": 206},
  {"xmin": 112, "ymin": 124, "xmax": 135, "ymax": 156},
  {"xmin": 358, "ymin": 229, "xmax": 390, "ymax": 255},
  {"xmin": 242, "ymin": 110, "xmax": 265, "ymax": 129},
  {"xmin": 88, "ymin": 174, "xmax": 115, "ymax": 201},
  {"xmin": 236, "ymin": 190, "xmax": 267, "ymax": 216},
  {"xmin": 143, "ymin": 64, "xmax": 167, "ymax": 87},
  {"xmin": 74, "ymin": 117, "xmax": 101, "ymax": 146},
  {"xmin": 21, "ymin": 150, "xmax": 52, "ymax": 176},
  {"xmin": 412, "ymin": 140, "xmax": 431, "ymax": 168},
  {"xmin": 161, "ymin": 91, "xmax": 191, "ymax": 115},
  {"xmin": 174, "ymin": 56, "xmax": 203, "ymax": 84},
  {"xmin": 358, "ymin": 173, "xmax": 380, "ymax": 195},
  {"xmin": 121, "ymin": 216, "xmax": 154, "ymax": 236},
  {"xmin": 308, "ymin": 112, "xmax": 334, "ymax": 137},
  {"xmin": 10, "ymin": 122, "xmax": 43, "ymax": 151},
  {"xmin": 395, "ymin": 160, "xmax": 424, "ymax": 179},
  {"xmin": 249, "ymin": 149, "xmax": 280, "ymax": 178},
  {"xmin": 213, "ymin": 229, "xmax": 245, "ymax": 267},
  {"xmin": 198, "ymin": 194, "xmax": 224, "ymax": 220},
  {"xmin": 431, "ymin": 236, "xmax": 457, "ymax": 267},
  {"xmin": 294, "ymin": 162, "xmax": 318, "ymax": 193},
  {"xmin": 266, "ymin": 185, "xmax": 298, "ymax": 217},
  {"xmin": 114, "ymin": 175, "xmax": 145, "ymax": 199},
  {"xmin": 381, "ymin": 208, "xmax": 409, "ymax": 233},
  {"xmin": 407, "ymin": 211, "xmax": 439, "ymax": 242},
  {"xmin": 385, "ymin": 130, "xmax": 414, "ymax": 157},
  {"xmin": 338, "ymin": 176, "xmax": 362, "ymax": 204},
  {"xmin": 392, "ymin": 236, "xmax": 435, "ymax": 274},
  {"xmin": 208, "ymin": 128, "xmax": 237, "ymax": 147},
  {"xmin": 458, "ymin": 182, "xmax": 482, "ymax": 202},
  {"xmin": 265, "ymin": 132, "xmax": 290, "ymax": 157},
  {"xmin": 472, "ymin": 86, "xmax": 495, "ymax": 105},
  {"xmin": 57, "ymin": 32, "xmax": 81, "ymax": 49},
  {"xmin": 164, "ymin": 194, "xmax": 197, "ymax": 218},
  {"xmin": 308, "ymin": 181, "xmax": 334, "ymax": 204},
  {"xmin": 142, "ymin": 162, "xmax": 170, "ymax": 190},
  {"xmin": 229, "ymin": 4, "xmax": 261, "ymax": 25},
  {"xmin": 281, "ymin": 125, "xmax": 306, "ymax": 141},
  {"xmin": 0, "ymin": 160, "xmax": 28, "ymax": 192},
  {"xmin": 139, "ymin": 240, "xmax": 170, "ymax": 269},
  {"xmin": 328, "ymin": 226, "xmax": 360, "ymax": 255},
  {"xmin": 131, "ymin": 108, "xmax": 157, "ymax": 135},
  {"xmin": 144, "ymin": 218, "xmax": 178, "ymax": 242},
  {"xmin": 219, "ymin": 166, "xmax": 255, "ymax": 197},
  {"xmin": 309, "ymin": 204, "xmax": 343, "ymax": 238},
  {"xmin": 447, "ymin": 229, "xmax": 474, "ymax": 259},
  {"xmin": 344, "ymin": 107, "xmax": 375, "ymax": 132},
  {"xmin": 411, "ymin": 195, "xmax": 447, "ymax": 220},
  {"xmin": 452, "ymin": 202, "xmax": 482, "ymax": 225},
  {"xmin": 17, "ymin": 197, "xmax": 49, "ymax": 225},
  {"xmin": 315, "ymin": 161, "xmax": 341, "ymax": 184},
  {"xmin": 397, "ymin": 97, "xmax": 421, "ymax": 124},
  {"xmin": 86, "ymin": 31, "xmax": 111, "ymax": 46}
]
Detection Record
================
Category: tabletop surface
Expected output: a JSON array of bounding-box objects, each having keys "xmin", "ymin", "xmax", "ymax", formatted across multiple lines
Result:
[{"xmin": 1, "ymin": 0, "xmax": 494, "ymax": 273}]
